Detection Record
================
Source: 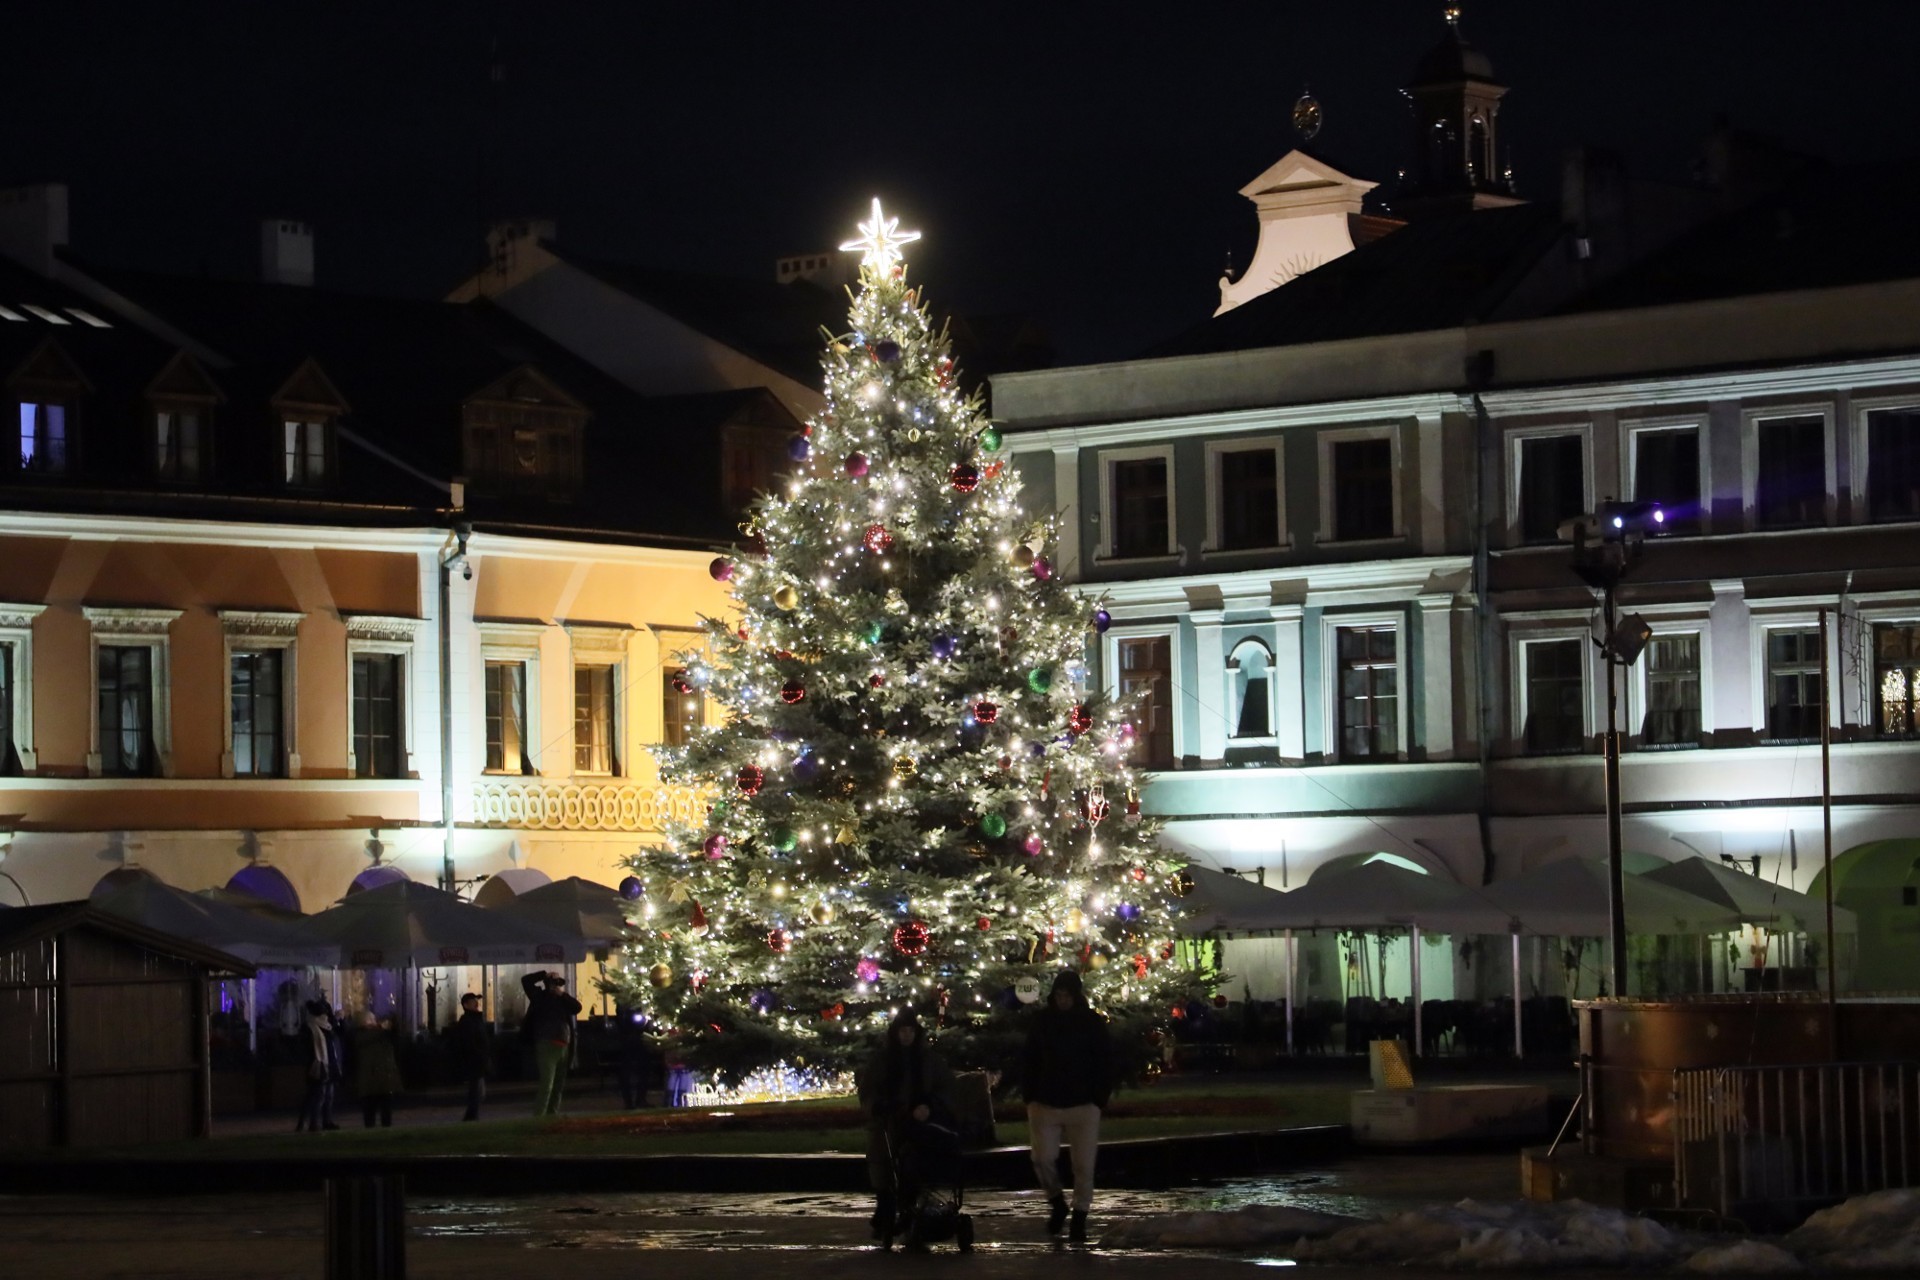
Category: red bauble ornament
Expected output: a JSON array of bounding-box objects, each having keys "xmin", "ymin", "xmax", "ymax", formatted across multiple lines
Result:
[
  {"xmin": 736, "ymin": 625, "xmax": 750, "ymax": 642},
  {"xmin": 976, "ymin": 916, "xmax": 992, "ymax": 931},
  {"xmin": 779, "ymin": 680, "xmax": 806, "ymax": 705},
  {"xmin": 1160, "ymin": 941, "xmax": 1177, "ymax": 960},
  {"xmin": 1129, "ymin": 865, "xmax": 1148, "ymax": 883},
  {"xmin": 822, "ymin": 1002, "xmax": 845, "ymax": 1020},
  {"xmin": 671, "ymin": 670, "xmax": 694, "ymax": 695},
  {"xmin": 1171, "ymin": 1003, "xmax": 1187, "ymax": 1020},
  {"xmin": 845, "ymin": 452, "xmax": 870, "ymax": 478},
  {"xmin": 736, "ymin": 764, "xmax": 765, "ymax": 796},
  {"xmin": 892, "ymin": 920, "xmax": 932, "ymax": 956},
  {"xmin": 708, "ymin": 557, "xmax": 735, "ymax": 582},
  {"xmin": 868, "ymin": 672, "xmax": 886, "ymax": 688},
  {"xmin": 1132, "ymin": 953, "xmax": 1150, "ymax": 977},
  {"xmin": 767, "ymin": 928, "xmax": 792, "ymax": 954},
  {"xmin": 863, "ymin": 523, "xmax": 894, "ymax": 554},
  {"xmin": 1213, "ymin": 993, "xmax": 1229, "ymax": 1009},
  {"xmin": 998, "ymin": 754, "xmax": 1013, "ymax": 771},
  {"xmin": 949, "ymin": 462, "xmax": 981, "ymax": 492},
  {"xmin": 985, "ymin": 460, "xmax": 1005, "ymax": 480},
  {"xmin": 973, "ymin": 699, "xmax": 999, "ymax": 724},
  {"xmin": 1067, "ymin": 704, "xmax": 1094, "ymax": 735}
]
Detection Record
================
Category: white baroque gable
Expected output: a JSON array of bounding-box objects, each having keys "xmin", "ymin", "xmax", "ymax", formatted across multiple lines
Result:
[{"xmin": 1217, "ymin": 150, "xmax": 1380, "ymax": 315}]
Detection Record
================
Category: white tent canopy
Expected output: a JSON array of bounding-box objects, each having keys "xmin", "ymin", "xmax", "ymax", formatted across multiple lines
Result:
[
  {"xmin": 1217, "ymin": 858, "xmax": 1514, "ymax": 936},
  {"xmin": 1482, "ymin": 856, "xmax": 1750, "ymax": 937},
  {"xmin": 1642, "ymin": 856, "xmax": 1858, "ymax": 934},
  {"xmin": 1177, "ymin": 865, "xmax": 1292, "ymax": 936},
  {"xmin": 303, "ymin": 880, "xmax": 583, "ymax": 967}
]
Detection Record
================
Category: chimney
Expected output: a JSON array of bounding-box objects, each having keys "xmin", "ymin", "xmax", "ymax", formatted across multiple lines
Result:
[
  {"xmin": 486, "ymin": 218, "xmax": 557, "ymax": 277},
  {"xmin": 0, "ymin": 183, "xmax": 71, "ymax": 277},
  {"xmin": 261, "ymin": 218, "xmax": 315, "ymax": 287},
  {"xmin": 774, "ymin": 250, "xmax": 856, "ymax": 287}
]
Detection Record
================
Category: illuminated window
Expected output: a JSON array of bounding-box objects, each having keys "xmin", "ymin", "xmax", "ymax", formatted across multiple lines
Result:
[
  {"xmin": 352, "ymin": 653, "xmax": 404, "ymax": 779},
  {"xmin": 574, "ymin": 665, "xmax": 617, "ymax": 774},
  {"xmin": 18, "ymin": 402, "xmax": 68, "ymax": 474},
  {"xmin": 98, "ymin": 646, "xmax": 155, "ymax": 777},
  {"xmin": 155, "ymin": 408, "xmax": 204, "ymax": 482},
  {"xmin": 485, "ymin": 661, "xmax": 530, "ymax": 774},
  {"xmin": 1337, "ymin": 626, "xmax": 1398, "ymax": 760},
  {"xmin": 662, "ymin": 668, "xmax": 702, "ymax": 748},
  {"xmin": 229, "ymin": 650, "xmax": 284, "ymax": 777},
  {"xmin": 1765, "ymin": 629, "xmax": 1822, "ymax": 741},
  {"xmin": 1874, "ymin": 623, "xmax": 1920, "ymax": 739},
  {"xmin": 1119, "ymin": 636, "xmax": 1174, "ymax": 769},
  {"xmin": 284, "ymin": 418, "xmax": 329, "ymax": 487}
]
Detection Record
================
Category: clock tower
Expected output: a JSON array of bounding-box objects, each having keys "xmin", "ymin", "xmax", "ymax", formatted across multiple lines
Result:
[{"xmin": 1397, "ymin": 5, "xmax": 1522, "ymax": 218}]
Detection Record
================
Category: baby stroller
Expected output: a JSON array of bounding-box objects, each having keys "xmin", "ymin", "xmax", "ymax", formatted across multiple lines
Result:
[{"xmin": 880, "ymin": 1114, "xmax": 974, "ymax": 1252}]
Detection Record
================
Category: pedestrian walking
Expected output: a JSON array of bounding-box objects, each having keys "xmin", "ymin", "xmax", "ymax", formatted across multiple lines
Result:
[
  {"xmin": 295, "ymin": 999, "xmax": 343, "ymax": 1132},
  {"xmin": 521, "ymin": 969, "xmax": 582, "ymax": 1117},
  {"xmin": 856, "ymin": 1010, "xmax": 952, "ymax": 1243},
  {"xmin": 1022, "ymin": 969, "xmax": 1112, "ymax": 1243},
  {"xmin": 611, "ymin": 1006, "xmax": 654, "ymax": 1109},
  {"xmin": 352, "ymin": 1011, "xmax": 403, "ymax": 1127},
  {"xmin": 448, "ymin": 992, "xmax": 493, "ymax": 1121}
]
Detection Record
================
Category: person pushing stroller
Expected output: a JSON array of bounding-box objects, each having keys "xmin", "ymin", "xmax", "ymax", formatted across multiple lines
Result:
[{"xmin": 858, "ymin": 1009, "xmax": 966, "ymax": 1248}]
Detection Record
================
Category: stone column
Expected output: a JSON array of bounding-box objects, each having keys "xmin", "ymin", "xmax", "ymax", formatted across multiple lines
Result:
[
  {"xmin": 1191, "ymin": 608, "xmax": 1227, "ymax": 765},
  {"xmin": 1272, "ymin": 604, "xmax": 1306, "ymax": 761},
  {"xmin": 1416, "ymin": 594, "xmax": 1456, "ymax": 760}
]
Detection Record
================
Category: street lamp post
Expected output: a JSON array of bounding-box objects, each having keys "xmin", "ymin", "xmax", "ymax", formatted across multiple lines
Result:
[{"xmin": 1563, "ymin": 501, "xmax": 1663, "ymax": 998}]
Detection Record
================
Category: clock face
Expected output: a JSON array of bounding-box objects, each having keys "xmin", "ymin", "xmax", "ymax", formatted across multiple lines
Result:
[{"xmin": 1292, "ymin": 93, "xmax": 1324, "ymax": 141}]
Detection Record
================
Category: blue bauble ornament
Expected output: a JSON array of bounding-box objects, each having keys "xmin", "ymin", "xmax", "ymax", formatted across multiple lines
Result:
[
  {"xmin": 1094, "ymin": 608, "xmax": 1112, "ymax": 634},
  {"xmin": 619, "ymin": 876, "xmax": 644, "ymax": 900},
  {"xmin": 792, "ymin": 753, "xmax": 820, "ymax": 783},
  {"xmin": 931, "ymin": 635, "xmax": 959, "ymax": 660},
  {"xmin": 874, "ymin": 340, "xmax": 902, "ymax": 363},
  {"xmin": 787, "ymin": 434, "xmax": 812, "ymax": 462}
]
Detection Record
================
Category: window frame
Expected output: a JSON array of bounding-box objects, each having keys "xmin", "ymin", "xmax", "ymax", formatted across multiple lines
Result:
[
  {"xmin": 1747, "ymin": 609, "xmax": 1836, "ymax": 741},
  {"xmin": 151, "ymin": 401, "xmax": 210, "ymax": 484},
  {"xmin": 1621, "ymin": 415, "xmax": 1708, "ymax": 535},
  {"xmin": 281, "ymin": 416, "xmax": 333, "ymax": 489},
  {"xmin": 1852, "ymin": 602, "xmax": 1920, "ymax": 739},
  {"xmin": 1320, "ymin": 610, "xmax": 1408, "ymax": 763},
  {"xmin": 0, "ymin": 604, "xmax": 45, "ymax": 774},
  {"xmin": 1849, "ymin": 394, "xmax": 1920, "ymax": 526},
  {"xmin": 1742, "ymin": 404, "xmax": 1835, "ymax": 531},
  {"xmin": 1204, "ymin": 436, "xmax": 1289, "ymax": 554},
  {"xmin": 1623, "ymin": 612, "xmax": 1712, "ymax": 751},
  {"xmin": 16, "ymin": 399, "xmax": 72, "ymax": 476},
  {"xmin": 1506, "ymin": 422, "xmax": 1593, "ymax": 546},
  {"xmin": 1095, "ymin": 443, "xmax": 1177, "ymax": 563},
  {"xmin": 478, "ymin": 622, "xmax": 546, "ymax": 776},
  {"xmin": 660, "ymin": 664, "xmax": 704, "ymax": 749},
  {"xmin": 218, "ymin": 610, "xmax": 302, "ymax": 780},
  {"xmin": 344, "ymin": 615, "xmax": 420, "ymax": 780},
  {"xmin": 1504, "ymin": 621, "xmax": 1595, "ymax": 756},
  {"xmin": 1102, "ymin": 623, "xmax": 1183, "ymax": 770},
  {"xmin": 1316, "ymin": 424, "xmax": 1404, "ymax": 546},
  {"xmin": 566, "ymin": 625, "xmax": 631, "ymax": 779},
  {"xmin": 83, "ymin": 606, "xmax": 180, "ymax": 779},
  {"xmin": 1867, "ymin": 619, "xmax": 1920, "ymax": 740}
]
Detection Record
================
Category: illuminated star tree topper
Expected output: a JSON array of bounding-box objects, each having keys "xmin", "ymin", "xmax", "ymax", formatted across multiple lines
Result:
[{"xmin": 838, "ymin": 196, "xmax": 921, "ymax": 273}]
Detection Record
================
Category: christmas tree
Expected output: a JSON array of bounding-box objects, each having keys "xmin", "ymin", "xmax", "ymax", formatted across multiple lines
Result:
[{"xmin": 609, "ymin": 200, "xmax": 1197, "ymax": 1082}]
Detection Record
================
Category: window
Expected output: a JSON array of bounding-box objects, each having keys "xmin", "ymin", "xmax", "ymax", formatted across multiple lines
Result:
[
  {"xmin": 1765, "ymin": 628, "xmax": 1822, "ymax": 741},
  {"xmin": 18, "ymin": 402, "xmax": 67, "ymax": 474},
  {"xmin": 284, "ymin": 418, "xmax": 329, "ymax": 487},
  {"xmin": 1216, "ymin": 447, "xmax": 1281, "ymax": 551},
  {"xmin": 662, "ymin": 668, "xmax": 702, "ymax": 748},
  {"xmin": 1874, "ymin": 623, "xmax": 1920, "ymax": 739},
  {"xmin": 1228, "ymin": 640, "xmax": 1274, "ymax": 741},
  {"xmin": 97, "ymin": 646, "xmax": 155, "ymax": 777},
  {"xmin": 1754, "ymin": 416, "xmax": 1825, "ymax": 528},
  {"xmin": 1866, "ymin": 409, "xmax": 1920, "ymax": 523},
  {"xmin": 0, "ymin": 641, "xmax": 13, "ymax": 775},
  {"xmin": 352, "ymin": 653, "xmax": 404, "ymax": 779},
  {"xmin": 154, "ymin": 408, "xmax": 204, "ymax": 482},
  {"xmin": 1642, "ymin": 633, "xmax": 1703, "ymax": 747},
  {"xmin": 1517, "ymin": 434, "xmax": 1585, "ymax": 543},
  {"xmin": 1631, "ymin": 426, "xmax": 1701, "ymax": 533},
  {"xmin": 1109, "ymin": 455, "xmax": 1170, "ymax": 558},
  {"xmin": 574, "ymin": 665, "xmax": 617, "ymax": 774},
  {"xmin": 229, "ymin": 651, "xmax": 284, "ymax": 777},
  {"xmin": 1118, "ymin": 636, "xmax": 1174, "ymax": 768},
  {"xmin": 485, "ymin": 661, "xmax": 530, "ymax": 773},
  {"xmin": 1336, "ymin": 626, "xmax": 1398, "ymax": 760},
  {"xmin": 1330, "ymin": 437, "xmax": 1394, "ymax": 542},
  {"xmin": 1522, "ymin": 638, "xmax": 1585, "ymax": 753}
]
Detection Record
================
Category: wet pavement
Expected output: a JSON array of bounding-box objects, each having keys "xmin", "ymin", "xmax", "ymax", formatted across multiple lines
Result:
[{"xmin": 0, "ymin": 1153, "xmax": 1519, "ymax": 1278}]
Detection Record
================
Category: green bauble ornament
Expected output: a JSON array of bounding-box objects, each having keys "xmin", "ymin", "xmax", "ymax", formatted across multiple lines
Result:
[
  {"xmin": 980, "ymin": 426, "xmax": 1004, "ymax": 452},
  {"xmin": 863, "ymin": 619, "xmax": 885, "ymax": 644},
  {"xmin": 1027, "ymin": 666, "xmax": 1053, "ymax": 694},
  {"xmin": 771, "ymin": 826, "xmax": 799, "ymax": 853},
  {"xmin": 979, "ymin": 812, "xmax": 1007, "ymax": 839}
]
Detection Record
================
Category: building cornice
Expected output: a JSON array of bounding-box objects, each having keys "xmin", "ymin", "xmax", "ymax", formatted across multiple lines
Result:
[
  {"xmin": 1004, "ymin": 392, "xmax": 1464, "ymax": 451},
  {"xmin": 1071, "ymin": 555, "xmax": 1473, "ymax": 609},
  {"xmin": 1478, "ymin": 352, "xmax": 1920, "ymax": 415}
]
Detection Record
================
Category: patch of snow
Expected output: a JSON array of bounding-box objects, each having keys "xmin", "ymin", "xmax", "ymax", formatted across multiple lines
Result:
[
  {"xmin": 1787, "ymin": 1188, "xmax": 1920, "ymax": 1267},
  {"xmin": 1289, "ymin": 1199, "xmax": 1686, "ymax": 1269},
  {"xmin": 1683, "ymin": 1241, "xmax": 1803, "ymax": 1273},
  {"xmin": 1099, "ymin": 1205, "xmax": 1359, "ymax": 1250}
]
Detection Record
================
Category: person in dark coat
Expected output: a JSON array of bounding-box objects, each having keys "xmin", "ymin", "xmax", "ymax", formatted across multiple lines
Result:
[
  {"xmin": 521, "ymin": 970, "xmax": 582, "ymax": 1117},
  {"xmin": 351, "ymin": 1011, "xmax": 404, "ymax": 1128},
  {"xmin": 295, "ymin": 999, "xmax": 343, "ymax": 1132},
  {"xmin": 611, "ymin": 1006, "xmax": 654, "ymax": 1109},
  {"xmin": 448, "ymin": 992, "xmax": 493, "ymax": 1121},
  {"xmin": 1022, "ymin": 970, "xmax": 1113, "ymax": 1242},
  {"xmin": 856, "ymin": 1010, "xmax": 953, "ymax": 1242}
]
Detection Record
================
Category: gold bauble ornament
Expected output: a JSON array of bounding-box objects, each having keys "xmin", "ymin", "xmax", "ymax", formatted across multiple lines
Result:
[
  {"xmin": 773, "ymin": 585, "xmax": 800, "ymax": 611},
  {"xmin": 1087, "ymin": 951, "xmax": 1108, "ymax": 970},
  {"xmin": 1067, "ymin": 908, "xmax": 1087, "ymax": 933},
  {"xmin": 1011, "ymin": 545, "xmax": 1035, "ymax": 568},
  {"xmin": 892, "ymin": 755, "xmax": 918, "ymax": 779},
  {"xmin": 811, "ymin": 900, "xmax": 834, "ymax": 925},
  {"xmin": 648, "ymin": 963, "xmax": 674, "ymax": 988}
]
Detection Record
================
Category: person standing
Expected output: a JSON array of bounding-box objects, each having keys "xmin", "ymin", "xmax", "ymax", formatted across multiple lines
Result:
[
  {"xmin": 1022, "ymin": 970, "xmax": 1112, "ymax": 1244},
  {"xmin": 856, "ymin": 1010, "xmax": 952, "ymax": 1243},
  {"xmin": 449, "ymin": 992, "xmax": 493, "ymax": 1121},
  {"xmin": 295, "ymin": 999, "xmax": 343, "ymax": 1132},
  {"xmin": 521, "ymin": 970, "xmax": 582, "ymax": 1117},
  {"xmin": 352, "ymin": 1011, "xmax": 404, "ymax": 1128}
]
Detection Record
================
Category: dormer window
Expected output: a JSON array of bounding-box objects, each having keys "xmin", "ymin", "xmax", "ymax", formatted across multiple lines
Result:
[
  {"xmin": 18, "ymin": 402, "xmax": 68, "ymax": 474},
  {"xmin": 155, "ymin": 407, "xmax": 205, "ymax": 482},
  {"xmin": 461, "ymin": 367, "xmax": 586, "ymax": 503},
  {"xmin": 284, "ymin": 417, "xmax": 330, "ymax": 487}
]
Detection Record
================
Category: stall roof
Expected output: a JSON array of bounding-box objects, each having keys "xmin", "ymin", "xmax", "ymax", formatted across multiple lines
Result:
[
  {"xmin": 93, "ymin": 877, "xmax": 335, "ymax": 967},
  {"xmin": 1482, "ymin": 856, "xmax": 1749, "ymax": 937},
  {"xmin": 490, "ymin": 876, "xmax": 633, "ymax": 952},
  {"xmin": 1195, "ymin": 859, "xmax": 1514, "ymax": 936},
  {"xmin": 303, "ymin": 880, "xmax": 584, "ymax": 967},
  {"xmin": 1642, "ymin": 857, "xmax": 1858, "ymax": 933},
  {"xmin": 0, "ymin": 902, "xmax": 256, "ymax": 975}
]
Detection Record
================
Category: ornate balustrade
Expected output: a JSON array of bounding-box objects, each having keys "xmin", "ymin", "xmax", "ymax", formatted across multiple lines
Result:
[{"xmin": 470, "ymin": 777, "xmax": 703, "ymax": 833}]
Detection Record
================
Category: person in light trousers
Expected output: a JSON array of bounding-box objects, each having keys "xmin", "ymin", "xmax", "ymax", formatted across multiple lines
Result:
[{"xmin": 1022, "ymin": 969, "xmax": 1113, "ymax": 1243}]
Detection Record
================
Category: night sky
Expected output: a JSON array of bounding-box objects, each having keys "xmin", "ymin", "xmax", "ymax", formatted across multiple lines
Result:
[{"xmin": 6, "ymin": 2, "xmax": 1919, "ymax": 363}]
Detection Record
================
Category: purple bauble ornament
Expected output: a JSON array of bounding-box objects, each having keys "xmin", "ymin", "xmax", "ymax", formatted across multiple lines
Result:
[
  {"xmin": 709, "ymin": 557, "xmax": 735, "ymax": 582},
  {"xmin": 931, "ymin": 635, "xmax": 959, "ymax": 660},
  {"xmin": 787, "ymin": 434, "xmax": 812, "ymax": 462},
  {"xmin": 619, "ymin": 875, "xmax": 645, "ymax": 900},
  {"xmin": 1094, "ymin": 608, "xmax": 1112, "ymax": 633},
  {"xmin": 703, "ymin": 833, "xmax": 729, "ymax": 860},
  {"xmin": 1022, "ymin": 832, "xmax": 1044, "ymax": 856},
  {"xmin": 845, "ymin": 451, "xmax": 870, "ymax": 478},
  {"xmin": 874, "ymin": 340, "xmax": 902, "ymax": 363},
  {"xmin": 855, "ymin": 957, "xmax": 881, "ymax": 984},
  {"xmin": 1031, "ymin": 555, "xmax": 1053, "ymax": 581},
  {"xmin": 792, "ymin": 753, "xmax": 819, "ymax": 783}
]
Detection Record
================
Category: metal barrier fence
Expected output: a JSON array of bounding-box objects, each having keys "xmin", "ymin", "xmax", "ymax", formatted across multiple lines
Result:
[{"xmin": 1672, "ymin": 1061, "xmax": 1920, "ymax": 1221}]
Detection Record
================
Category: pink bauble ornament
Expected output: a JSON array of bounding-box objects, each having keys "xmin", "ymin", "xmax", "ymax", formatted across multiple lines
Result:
[
  {"xmin": 709, "ymin": 557, "xmax": 735, "ymax": 582},
  {"xmin": 1031, "ymin": 555, "xmax": 1053, "ymax": 581},
  {"xmin": 845, "ymin": 452, "xmax": 870, "ymax": 478},
  {"xmin": 1022, "ymin": 832, "xmax": 1045, "ymax": 856},
  {"xmin": 855, "ymin": 957, "xmax": 881, "ymax": 983},
  {"xmin": 703, "ymin": 833, "xmax": 729, "ymax": 859}
]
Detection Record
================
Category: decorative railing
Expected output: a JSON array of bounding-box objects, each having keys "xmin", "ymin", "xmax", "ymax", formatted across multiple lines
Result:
[{"xmin": 470, "ymin": 778, "xmax": 703, "ymax": 832}]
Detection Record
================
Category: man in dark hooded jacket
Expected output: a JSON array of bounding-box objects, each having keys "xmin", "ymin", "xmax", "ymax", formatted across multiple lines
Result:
[{"xmin": 1022, "ymin": 969, "xmax": 1112, "ymax": 1243}]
